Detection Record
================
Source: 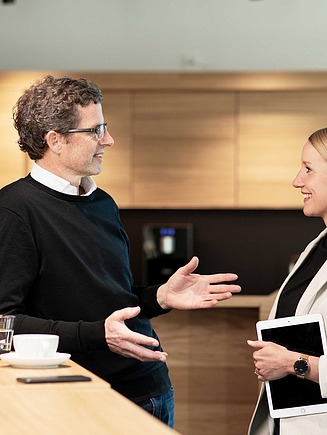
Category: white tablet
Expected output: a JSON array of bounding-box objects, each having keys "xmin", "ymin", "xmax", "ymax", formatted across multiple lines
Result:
[{"xmin": 256, "ymin": 313, "xmax": 327, "ymax": 418}]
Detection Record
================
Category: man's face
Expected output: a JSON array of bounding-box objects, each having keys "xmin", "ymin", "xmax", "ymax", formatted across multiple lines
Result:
[{"xmin": 58, "ymin": 103, "xmax": 114, "ymax": 185}]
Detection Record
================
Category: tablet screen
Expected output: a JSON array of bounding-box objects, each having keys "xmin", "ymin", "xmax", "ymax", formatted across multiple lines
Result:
[
  {"xmin": 261, "ymin": 322, "xmax": 327, "ymax": 410},
  {"xmin": 256, "ymin": 314, "xmax": 327, "ymax": 418}
]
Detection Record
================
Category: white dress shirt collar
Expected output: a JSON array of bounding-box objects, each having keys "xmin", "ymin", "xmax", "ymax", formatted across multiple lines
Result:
[{"xmin": 30, "ymin": 163, "xmax": 97, "ymax": 196}]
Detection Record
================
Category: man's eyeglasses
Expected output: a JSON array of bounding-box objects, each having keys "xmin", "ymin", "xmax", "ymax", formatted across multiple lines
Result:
[{"xmin": 63, "ymin": 123, "xmax": 107, "ymax": 141}]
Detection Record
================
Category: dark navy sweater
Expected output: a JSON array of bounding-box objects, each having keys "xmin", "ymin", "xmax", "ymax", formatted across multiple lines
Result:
[{"xmin": 0, "ymin": 175, "xmax": 171, "ymax": 401}]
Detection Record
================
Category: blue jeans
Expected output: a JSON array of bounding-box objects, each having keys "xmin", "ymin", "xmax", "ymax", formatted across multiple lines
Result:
[{"xmin": 137, "ymin": 387, "xmax": 175, "ymax": 428}]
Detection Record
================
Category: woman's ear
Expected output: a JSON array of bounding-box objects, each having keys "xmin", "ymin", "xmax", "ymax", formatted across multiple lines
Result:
[{"xmin": 44, "ymin": 130, "xmax": 62, "ymax": 154}]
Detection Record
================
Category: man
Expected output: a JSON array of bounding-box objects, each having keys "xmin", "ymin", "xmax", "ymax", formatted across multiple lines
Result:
[{"xmin": 0, "ymin": 75, "xmax": 241, "ymax": 427}]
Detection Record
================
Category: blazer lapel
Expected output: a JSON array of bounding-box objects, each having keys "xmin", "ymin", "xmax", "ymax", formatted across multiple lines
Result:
[
  {"xmin": 296, "ymin": 259, "xmax": 327, "ymax": 315},
  {"xmin": 269, "ymin": 228, "xmax": 327, "ymax": 319}
]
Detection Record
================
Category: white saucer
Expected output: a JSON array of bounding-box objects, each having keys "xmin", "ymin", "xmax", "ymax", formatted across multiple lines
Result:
[{"xmin": 0, "ymin": 352, "xmax": 71, "ymax": 368}]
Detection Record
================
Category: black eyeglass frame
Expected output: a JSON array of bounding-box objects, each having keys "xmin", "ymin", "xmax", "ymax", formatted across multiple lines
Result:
[{"xmin": 62, "ymin": 123, "xmax": 107, "ymax": 141}]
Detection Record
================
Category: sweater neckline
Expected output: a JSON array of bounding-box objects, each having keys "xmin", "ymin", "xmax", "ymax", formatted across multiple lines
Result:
[{"xmin": 26, "ymin": 174, "xmax": 97, "ymax": 202}]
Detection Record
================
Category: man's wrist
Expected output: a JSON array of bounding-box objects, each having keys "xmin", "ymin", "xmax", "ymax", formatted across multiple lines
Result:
[{"xmin": 157, "ymin": 285, "xmax": 169, "ymax": 309}]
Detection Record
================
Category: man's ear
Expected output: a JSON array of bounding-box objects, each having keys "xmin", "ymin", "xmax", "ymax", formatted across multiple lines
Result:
[{"xmin": 44, "ymin": 130, "xmax": 62, "ymax": 154}]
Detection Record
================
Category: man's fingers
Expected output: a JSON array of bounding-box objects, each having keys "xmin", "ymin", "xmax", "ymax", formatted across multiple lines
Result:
[
  {"xmin": 178, "ymin": 256, "xmax": 199, "ymax": 275},
  {"xmin": 209, "ymin": 273, "xmax": 239, "ymax": 283},
  {"xmin": 111, "ymin": 340, "xmax": 168, "ymax": 362},
  {"xmin": 209, "ymin": 284, "xmax": 241, "ymax": 294},
  {"xmin": 125, "ymin": 330, "xmax": 160, "ymax": 348},
  {"xmin": 113, "ymin": 306, "xmax": 141, "ymax": 322}
]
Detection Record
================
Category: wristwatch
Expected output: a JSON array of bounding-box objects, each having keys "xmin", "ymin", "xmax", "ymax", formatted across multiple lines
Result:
[{"xmin": 294, "ymin": 354, "xmax": 310, "ymax": 379}]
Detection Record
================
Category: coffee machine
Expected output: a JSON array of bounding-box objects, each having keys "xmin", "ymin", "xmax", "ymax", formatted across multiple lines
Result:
[{"xmin": 142, "ymin": 223, "xmax": 193, "ymax": 285}]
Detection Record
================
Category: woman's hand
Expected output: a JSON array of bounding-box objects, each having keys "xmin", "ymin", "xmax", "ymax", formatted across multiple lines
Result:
[{"xmin": 247, "ymin": 340, "xmax": 297, "ymax": 382}]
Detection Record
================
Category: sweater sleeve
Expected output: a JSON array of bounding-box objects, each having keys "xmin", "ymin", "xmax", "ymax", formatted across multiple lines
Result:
[
  {"xmin": 0, "ymin": 207, "xmax": 39, "ymax": 313},
  {"xmin": 0, "ymin": 207, "xmax": 107, "ymax": 353},
  {"xmin": 132, "ymin": 284, "xmax": 171, "ymax": 318}
]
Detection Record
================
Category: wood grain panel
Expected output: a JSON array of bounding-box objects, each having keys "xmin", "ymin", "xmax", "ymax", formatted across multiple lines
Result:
[
  {"xmin": 238, "ymin": 91, "xmax": 327, "ymax": 208},
  {"xmin": 6, "ymin": 71, "xmax": 327, "ymax": 92},
  {"xmin": 0, "ymin": 77, "xmax": 29, "ymax": 187},
  {"xmin": 4, "ymin": 72, "xmax": 327, "ymax": 208},
  {"xmin": 26, "ymin": 71, "xmax": 327, "ymax": 92},
  {"xmin": 95, "ymin": 92, "xmax": 132, "ymax": 207},
  {"xmin": 133, "ymin": 92, "xmax": 236, "ymax": 207},
  {"xmin": 151, "ymin": 307, "xmax": 259, "ymax": 435}
]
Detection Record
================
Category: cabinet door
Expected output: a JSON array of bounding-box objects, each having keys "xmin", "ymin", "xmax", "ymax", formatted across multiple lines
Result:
[
  {"xmin": 238, "ymin": 91, "xmax": 327, "ymax": 208},
  {"xmin": 96, "ymin": 92, "xmax": 132, "ymax": 207},
  {"xmin": 132, "ymin": 92, "xmax": 236, "ymax": 207},
  {"xmin": 0, "ymin": 82, "xmax": 27, "ymax": 188}
]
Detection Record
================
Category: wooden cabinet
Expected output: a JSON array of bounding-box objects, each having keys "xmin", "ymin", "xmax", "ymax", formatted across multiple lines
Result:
[
  {"xmin": 96, "ymin": 92, "xmax": 132, "ymax": 207},
  {"xmin": 132, "ymin": 92, "xmax": 235, "ymax": 207},
  {"xmin": 0, "ymin": 76, "xmax": 27, "ymax": 188},
  {"xmin": 238, "ymin": 91, "xmax": 327, "ymax": 208},
  {"xmin": 151, "ymin": 293, "xmax": 275, "ymax": 435},
  {"xmin": 2, "ymin": 72, "xmax": 327, "ymax": 208}
]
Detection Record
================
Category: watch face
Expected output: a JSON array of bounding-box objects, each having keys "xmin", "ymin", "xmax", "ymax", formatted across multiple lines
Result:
[{"xmin": 294, "ymin": 359, "xmax": 309, "ymax": 375}]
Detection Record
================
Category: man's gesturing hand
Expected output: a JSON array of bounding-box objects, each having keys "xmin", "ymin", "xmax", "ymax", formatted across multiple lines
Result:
[
  {"xmin": 157, "ymin": 256, "xmax": 241, "ymax": 310},
  {"xmin": 105, "ymin": 306, "xmax": 168, "ymax": 362}
]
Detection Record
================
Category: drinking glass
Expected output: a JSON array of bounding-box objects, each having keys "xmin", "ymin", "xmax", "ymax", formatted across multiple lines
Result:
[{"xmin": 0, "ymin": 315, "xmax": 15, "ymax": 353}]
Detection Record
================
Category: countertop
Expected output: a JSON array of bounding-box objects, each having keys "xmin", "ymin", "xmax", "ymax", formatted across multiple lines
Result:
[{"xmin": 0, "ymin": 356, "xmax": 180, "ymax": 435}]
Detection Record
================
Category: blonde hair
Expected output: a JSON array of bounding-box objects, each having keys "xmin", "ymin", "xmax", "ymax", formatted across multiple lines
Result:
[{"xmin": 309, "ymin": 128, "xmax": 327, "ymax": 161}]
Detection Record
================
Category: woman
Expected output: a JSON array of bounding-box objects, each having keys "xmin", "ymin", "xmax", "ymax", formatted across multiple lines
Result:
[{"xmin": 247, "ymin": 127, "xmax": 327, "ymax": 435}]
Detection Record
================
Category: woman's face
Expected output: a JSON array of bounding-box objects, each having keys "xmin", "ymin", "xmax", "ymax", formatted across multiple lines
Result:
[{"xmin": 293, "ymin": 140, "xmax": 327, "ymax": 225}]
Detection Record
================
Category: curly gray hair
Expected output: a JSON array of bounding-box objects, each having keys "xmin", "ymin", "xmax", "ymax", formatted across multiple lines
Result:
[{"xmin": 13, "ymin": 75, "xmax": 103, "ymax": 160}]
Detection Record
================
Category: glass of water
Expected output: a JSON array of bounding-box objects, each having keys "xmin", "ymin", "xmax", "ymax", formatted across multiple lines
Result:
[{"xmin": 0, "ymin": 315, "xmax": 15, "ymax": 353}]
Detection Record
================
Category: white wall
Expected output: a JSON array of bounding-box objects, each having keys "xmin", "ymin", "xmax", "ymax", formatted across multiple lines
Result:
[{"xmin": 0, "ymin": 0, "xmax": 326, "ymax": 72}]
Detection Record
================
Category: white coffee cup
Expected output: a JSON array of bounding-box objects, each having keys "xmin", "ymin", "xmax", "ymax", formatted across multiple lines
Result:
[{"xmin": 13, "ymin": 334, "xmax": 59, "ymax": 358}]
